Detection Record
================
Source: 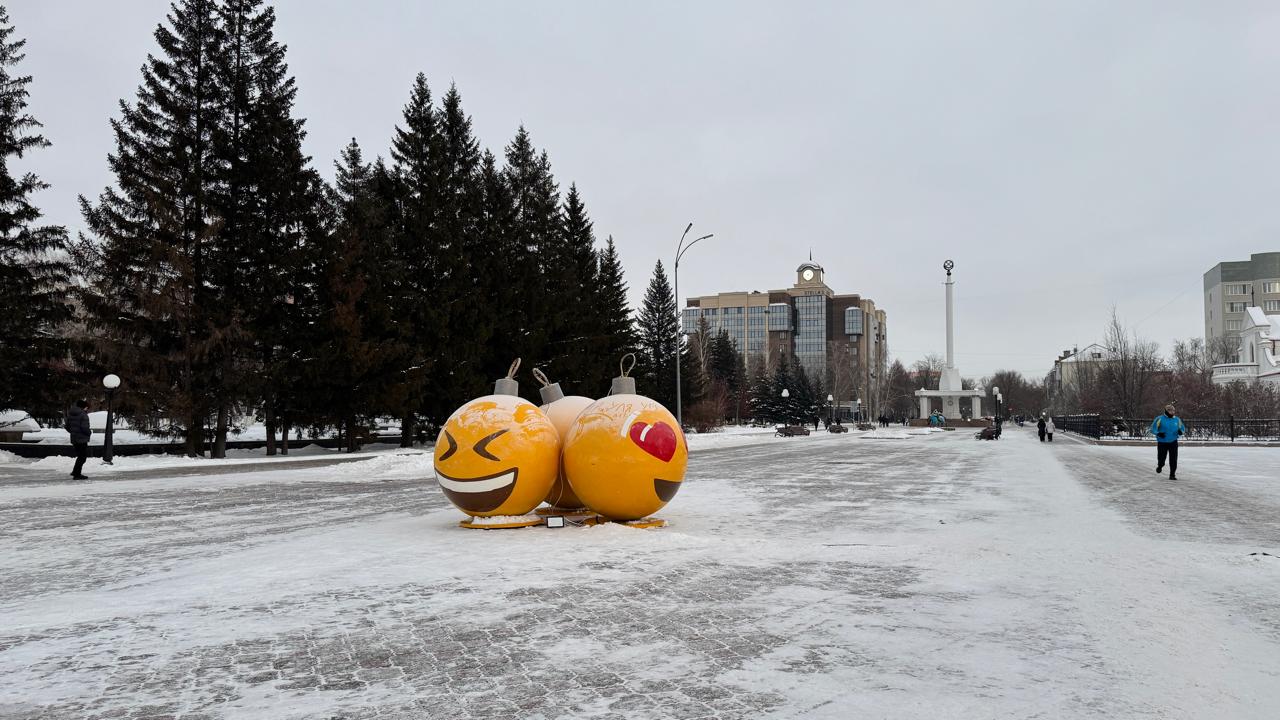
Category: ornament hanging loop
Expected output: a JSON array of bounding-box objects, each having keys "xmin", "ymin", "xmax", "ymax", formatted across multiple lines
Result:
[
  {"xmin": 611, "ymin": 353, "xmax": 638, "ymax": 395},
  {"xmin": 534, "ymin": 367, "xmax": 565, "ymax": 404},
  {"xmin": 495, "ymin": 358, "xmax": 522, "ymax": 396}
]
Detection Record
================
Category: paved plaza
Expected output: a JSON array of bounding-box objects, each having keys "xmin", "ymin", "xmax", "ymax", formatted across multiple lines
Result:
[{"xmin": 1, "ymin": 428, "xmax": 1278, "ymax": 718}]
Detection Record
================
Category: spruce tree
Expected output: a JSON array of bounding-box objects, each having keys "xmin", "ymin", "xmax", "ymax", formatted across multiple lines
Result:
[
  {"xmin": 430, "ymin": 84, "xmax": 489, "ymax": 417},
  {"xmin": 79, "ymin": 0, "xmax": 226, "ymax": 455},
  {"xmin": 477, "ymin": 149, "xmax": 525, "ymax": 393},
  {"xmin": 542, "ymin": 183, "xmax": 601, "ymax": 391},
  {"xmin": 0, "ymin": 6, "xmax": 72, "ymax": 417},
  {"xmin": 306, "ymin": 141, "xmax": 401, "ymax": 450},
  {"xmin": 635, "ymin": 260, "xmax": 681, "ymax": 409},
  {"xmin": 209, "ymin": 0, "xmax": 321, "ymax": 456},
  {"xmin": 593, "ymin": 235, "xmax": 636, "ymax": 394},
  {"xmin": 387, "ymin": 72, "xmax": 441, "ymax": 437},
  {"xmin": 502, "ymin": 126, "xmax": 560, "ymax": 380}
]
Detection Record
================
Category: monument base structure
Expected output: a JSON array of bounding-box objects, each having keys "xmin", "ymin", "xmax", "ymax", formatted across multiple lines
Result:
[{"xmin": 914, "ymin": 260, "xmax": 988, "ymax": 420}]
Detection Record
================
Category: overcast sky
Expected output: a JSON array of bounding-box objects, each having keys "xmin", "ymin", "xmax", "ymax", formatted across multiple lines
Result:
[{"xmin": 12, "ymin": 1, "xmax": 1280, "ymax": 379}]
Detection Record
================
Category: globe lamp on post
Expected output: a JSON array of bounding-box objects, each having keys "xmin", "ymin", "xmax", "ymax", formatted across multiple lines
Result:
[{"xmin": 102, "ymin": 374, "xmax": 121, "ymax": 465}]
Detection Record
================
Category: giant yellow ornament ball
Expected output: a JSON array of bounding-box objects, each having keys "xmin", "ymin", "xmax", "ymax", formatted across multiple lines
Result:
[
  {"xmin": 563, "ymin": 391, "xmax": 688, "ymax": 521},
  {"xmin": 434, "ymin": 393, "xmax": 559, "ymax": 517}
]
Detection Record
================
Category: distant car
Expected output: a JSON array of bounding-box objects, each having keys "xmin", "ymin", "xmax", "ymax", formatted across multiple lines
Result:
[
  {"xmin": 775, "ymin": 425, "xmax": 811, "ymax": 437},
  {"xmin": 827, "ymin": 423, "xmax": 848, "ymax": 433}
]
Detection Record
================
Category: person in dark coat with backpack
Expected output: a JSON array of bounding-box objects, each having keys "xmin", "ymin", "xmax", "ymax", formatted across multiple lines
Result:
[
  {"xmin": 1151, "ymin": 403, "xmax": 1186, "ymax": 480},
  {"xmin": 1037, "ymin": 415, "xmax": 1047, "ymax": 442},
  {"xmin": 65, "ymin": 400, "xmax": 91, "ymax": 479}
]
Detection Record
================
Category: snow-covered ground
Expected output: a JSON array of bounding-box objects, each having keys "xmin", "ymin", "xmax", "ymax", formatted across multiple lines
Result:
[{"xmin": 1, "ymin": 426, "xmax": 1277, "ymax": 718}]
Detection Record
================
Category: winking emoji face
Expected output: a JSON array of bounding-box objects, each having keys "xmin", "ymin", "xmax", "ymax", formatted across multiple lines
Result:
[{"xmin": 434, "ymin": 395, "xmax": 559, "ymax": 517}]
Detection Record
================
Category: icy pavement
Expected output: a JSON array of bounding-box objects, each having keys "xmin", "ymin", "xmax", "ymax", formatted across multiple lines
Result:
[{"xmin": 1, "ymin": 428, "xmax": 1278, "ymax": 719}]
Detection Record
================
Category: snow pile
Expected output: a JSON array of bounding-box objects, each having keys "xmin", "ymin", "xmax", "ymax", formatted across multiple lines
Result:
[
  {"xmin": 464, "ymin": 514, "xmax": 541, "ymax": 526},
  {"xmin": 0, "ymin": 410, "xmax": 40, "ymax": 432},
  {"xmin": 320, "ymin": 451, "xmax": 433, "ymax": 481},
  {"xmin": 21, "ymin": 444, "xmax": 423, "ymax": 476},
  {"xmin": 0, "ymin": 449, "xmax": 21, "ymax": 464}
]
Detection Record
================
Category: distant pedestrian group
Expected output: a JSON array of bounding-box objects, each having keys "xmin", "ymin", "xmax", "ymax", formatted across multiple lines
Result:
[{"xmin": 1037, "ymin": 414, "xmax": 1054, "ymax": 442}]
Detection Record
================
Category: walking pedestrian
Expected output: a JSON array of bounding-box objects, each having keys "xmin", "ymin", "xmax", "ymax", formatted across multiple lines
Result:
[
  {"xmin": 1151, "ymin": 403, "xmax": 1186, "ymax": 480},
  {"xmin": 1045, "ymin": 416, "xmax": 1055, "ymax": 442},
  {"xmin": 65, "ymin": 399, "xmax": 91, "ymax": 479},
  {"xmin": 1037, "ymin": 415, "xmax": 1047, "ymax": 442}
]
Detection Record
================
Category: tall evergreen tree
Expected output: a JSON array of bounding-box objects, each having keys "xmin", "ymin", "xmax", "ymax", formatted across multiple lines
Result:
[
  {"xmin": 305, "ymin": 141, "xmax": 401, "ymax": 450},
  {"xmin": 593, "ymin": 235, "xmax": 636, "ymax": 394},
  {"xmin": 208, "ymin": 0, "xmax": 321, "ymax": 456},
  {"xmin": 387, "ymin": 72, "xmax": 442, "ymax": 437},
  {"xmin": 429, "ymin": 84, "xmax": 490, "ymax": 417},
  {"xmin": 637, "ymin": 261, "xmax": 677, "ymax": 408},
  {"xmin": 502, "ymin": 126, "xmax": 560, "ymax": 381},
  {"xmin": 542, "ymin": 183, "xmax": 601, "ymax": 391},
  {"xmin": 78, "ymin": 0, "xmax": 226, "ymax": 455},
  {"xmin": 477, "ymin": 148, "xmax": 526, "ymax": 393},
  {"xmin": 0, "ymin": 5, "xmax": 72, "ymax": 417}
]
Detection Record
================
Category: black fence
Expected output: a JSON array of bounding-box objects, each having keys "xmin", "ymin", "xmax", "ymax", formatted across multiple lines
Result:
[{"xmin": 1051, "ymin": 415, "xmax": 1280, "ymax": 442}]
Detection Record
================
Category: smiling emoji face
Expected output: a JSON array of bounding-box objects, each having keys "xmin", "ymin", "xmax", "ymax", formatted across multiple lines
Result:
[
  {"xmin": 562, "ymin": 394, "xmax": 688, "ymax": 521},
  {"xmin": 434, "ymin": 395, "xmax": 559, "ymax": 517}
]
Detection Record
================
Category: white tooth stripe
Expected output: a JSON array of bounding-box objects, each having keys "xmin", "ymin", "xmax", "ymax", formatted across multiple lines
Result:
[
  {"xmin": 436, "ymin": 470, "xmax": 515, "ymax": 493},
  {"xmin": 621, "ymin": 410, "xmax": 641, "ymax": 438}
]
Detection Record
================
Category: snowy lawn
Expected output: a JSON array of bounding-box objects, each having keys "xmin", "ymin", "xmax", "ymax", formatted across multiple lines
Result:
[{"xmin": 1, "ymin": 426, "xmax": 1277, "ymax": 718}]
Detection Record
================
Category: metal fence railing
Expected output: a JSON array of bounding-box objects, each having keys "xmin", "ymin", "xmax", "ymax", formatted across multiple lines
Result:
[{"xmin": 1052, "ymin": 415, "xmax": 1280, "ymax": 442}]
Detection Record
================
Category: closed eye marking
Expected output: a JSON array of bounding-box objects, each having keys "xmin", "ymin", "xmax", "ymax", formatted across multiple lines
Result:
[
  {"xmin": 474, "ymin": 429, "xmax": 509, "ymax": 461},
  {"xmin": 439, "ymin": 430, "xmax": 458, "ymax": 461}
]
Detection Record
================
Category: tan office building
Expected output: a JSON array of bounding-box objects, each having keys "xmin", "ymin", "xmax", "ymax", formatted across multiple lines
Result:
[{"xmin": 681, "ymin": 260, "xmax": 887, "ymax": 416}]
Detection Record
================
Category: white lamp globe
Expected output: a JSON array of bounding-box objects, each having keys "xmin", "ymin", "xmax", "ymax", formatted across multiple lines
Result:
[{"xmin": 103, "ymin": 374, "xmax": 121, "ymax": 390}]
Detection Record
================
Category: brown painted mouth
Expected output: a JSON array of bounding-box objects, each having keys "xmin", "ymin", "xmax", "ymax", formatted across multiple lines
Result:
[
  {"xmin": 435, "ymin": 466, "xmax": 518, "ymax": 514},
  {"xmin": 654, "ymin": 478, "xmax": 682, "ymax": 502}
]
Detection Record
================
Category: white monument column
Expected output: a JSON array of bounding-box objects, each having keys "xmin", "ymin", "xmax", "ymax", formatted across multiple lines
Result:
[
  {"xmin": 920, "ymin": 396, "xmax": 930, "ymax": 417},
  {"xmin": 945, "ymin": 263, "xmax": 955, "ymax": 370},
  {"xmin": 973, "ymin": 396, "xmax": 981, "ymax": 418}
]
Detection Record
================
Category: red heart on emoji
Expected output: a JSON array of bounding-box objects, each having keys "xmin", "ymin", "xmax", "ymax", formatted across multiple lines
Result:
[{"xmin": 628, "ymin": 421, "xmax": 677, "ymax": 462}]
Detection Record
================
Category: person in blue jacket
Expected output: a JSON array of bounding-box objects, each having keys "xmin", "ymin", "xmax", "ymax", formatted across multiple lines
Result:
[{"xmin": 1151, "ymin": 403, "xmax": 1186, "ymax": 480}]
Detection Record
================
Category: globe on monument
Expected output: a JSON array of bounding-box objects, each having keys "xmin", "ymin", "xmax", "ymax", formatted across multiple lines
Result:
[{"xmin": 562, "ymin": 394, "xmax": 689, "ymax": 521}]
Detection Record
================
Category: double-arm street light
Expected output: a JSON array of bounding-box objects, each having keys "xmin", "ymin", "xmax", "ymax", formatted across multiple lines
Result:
[
  {"xmin": 102, "ymin": 374, "xmax": 121, "ymax": 465},
  {"xmin": 674, "ymin": 223, "xmax": 713, "ymax": 427}
]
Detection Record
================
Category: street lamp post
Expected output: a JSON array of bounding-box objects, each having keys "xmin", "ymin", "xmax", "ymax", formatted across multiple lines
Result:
[
  {"xmin": 102, "ymin": 374, "xmax": 121, "ymax": 465},
  {"xmin": 991, "ymin": 386, "xmax": 1000, "ymax": 423},
  {"xmin": 855, "ymin": 397, "xmax": 862, "ymax": 423},
  {"xmin": 674, "ymin": 223, "xmax": 714, "ymax": 428},
  {"xmin": 780, "ymin": 388, "xmax": 790, "ymax": 425},
  {"xmin": 827, "ymin": 393, "xmax": 834, "ymax": 425}
]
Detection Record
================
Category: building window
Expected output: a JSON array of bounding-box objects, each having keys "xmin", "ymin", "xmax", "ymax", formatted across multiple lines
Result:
[
  {"xmin": 681, "ymin": 308, "xmax": 700, "ymax": 334},
  {"xmin": 767, "ymin": 303, "xmax": 792, "ymax": 331},
  {"xmin": 1226, "ymin": 319, "xmax": 1243, "ymax": 331},
  {"xmin": 844, "ymin": 307, "xmax": 864, "ymax": 336},
  {"xmin": 1226, "ymin": 284, "xmax": 1250, "ymax": 296},
  {"xmin": 1227, "ymin": 302, "xmax": 1247, "ymax": 313},
  {"xmin": 1264, "ymin": 282, "xmax": 1280, "ymax": 294},
  {"xmin": 1264, "ymin": 300, "xmax": 1280, "ymax": 312}
]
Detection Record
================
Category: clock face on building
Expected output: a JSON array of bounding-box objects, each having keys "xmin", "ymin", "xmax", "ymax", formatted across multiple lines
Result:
[{"xmin": 802, "ymin": 269, "xmax": 814, "ymax": 281}]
